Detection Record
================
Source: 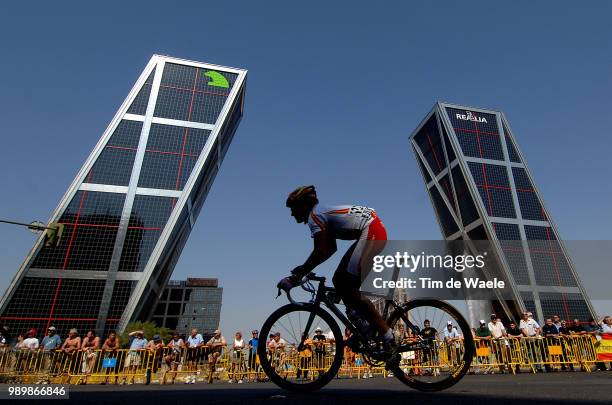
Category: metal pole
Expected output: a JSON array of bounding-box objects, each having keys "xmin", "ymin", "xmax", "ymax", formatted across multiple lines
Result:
[{"xmin": 0, "ymin": 219, "xmax": 52, "ymax": 231}]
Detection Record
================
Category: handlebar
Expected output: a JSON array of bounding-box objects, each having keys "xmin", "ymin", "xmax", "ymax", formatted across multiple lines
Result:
[{"xmin": 277, "ymin": 273, "xmax": 322, "ymax": 305}]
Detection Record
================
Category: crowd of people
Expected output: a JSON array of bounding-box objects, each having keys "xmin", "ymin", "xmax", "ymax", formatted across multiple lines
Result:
[
  {"xmin": 0, "ymin": 313, "xmax": 610, "ymax": 384},
  {"xmin": 469, "ymin": 313, "xmax": 612, "ymax": 373}
]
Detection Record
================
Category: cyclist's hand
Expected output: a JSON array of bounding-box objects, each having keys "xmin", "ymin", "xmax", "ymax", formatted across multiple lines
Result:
[
  {"xmin": 277, "ymin": 276, "xmax": 298, "ymax": 292},
  {"xmin": 290, "ymin": 265, "xmax": 305, "ymax": 278}
]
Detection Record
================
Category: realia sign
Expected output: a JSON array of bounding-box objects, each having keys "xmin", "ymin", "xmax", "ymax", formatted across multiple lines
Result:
[{"xmin": 456, "ymin": 111, "xmax": 487, "ymax": 123}]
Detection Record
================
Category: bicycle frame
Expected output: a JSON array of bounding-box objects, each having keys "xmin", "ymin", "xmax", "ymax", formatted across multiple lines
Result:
[{"xmin": 283, "ymin": 273, "xmax": 429, "ymax": 354}]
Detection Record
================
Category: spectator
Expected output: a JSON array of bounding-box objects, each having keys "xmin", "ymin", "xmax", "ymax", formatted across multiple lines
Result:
[
  {"xmin": 163, "ymin": 331, "xmax": 184, "ymax": 384},
  {"xmin": 229, "ymin": 331, "xmax": 245, "ymax": 383},
  {"xmin": 557, "ymin": 321, "xmax": 576, "ymax": 372},
  {"xmin": 473, "ymin": 321, "xmax": 492, "ymax": 374},
  {"xmin": 15, "ymin": 334, "xmax": 26, "ymax": 349},
  {"xmin": 205, "ymin": 329, "xmax": 226, "ymax": 384},
  {"xmin": 559, "ymin": 320, "xmax": 570, "ymax": 335},
  {"xmin": 41, "ymin": 326, "xmax": 61, "ymax": 351},
  {"xmin": 552, "ymin": 315, "xmax": 562, "ymax": 332},
  {"xmin": 14, "ymin": 334, "xmax": 27, "ymax": 373},
  {"xmin": 488, "ymin": 315, "xmax": 507, "ymax": 339},
  {"xmin": 519, "ymin": 312, "xmax": 541, "ymax": 338},
  {"xmin": 596, "ymin": 317, "xmax": 611, "ymax": 371},
  {"xmin": 121, "ymin": 330, "xmax": 147, "ymax": 385},
  {"xmin": 601, "ymin": 316, "xmax": 612, "ymax": 333},
  {"xmin": 505, "ymin": 321, "xmax": 522, "ymax": 373},
  {"xmin": 475, "ymin": 320, "xmax": 492, "ymax": 339},
  {"xmin": 488, "ymin": 315, "xmax": 507, "ymax": 374},
  {"xmin": 568, "ymin": 319, "xmax": 586, "ymax": 335},
  {"xmin": 541, "ymin": 319, "xmax": 559, "ymax": 372},
  {"xmin": 38, "ymin": 327, "xmax": 60, "ymax": 382},
  {"xmin": 61, "ymin": 329, "xmax": 81, "ymax": 376},
  {"xmin": 394, "ymin": 324, "xmax": 408, "ymax": 344},
  {"xmin": 313, "ymin": 328, "xmax": 327, "ymax": 370},
  {"xmin": 506, "ymin": 321, "xmax": 522, "ymax": 338},
  {"xmin": 23, "ymin": 329, "xmax": 39, "ymax": 351},
  {"xmin": 542, "ymin": 318, "xmax": 558, "ymax": 337},
  {"xmin": 185, "ymin": 328, "xmax": 204, "ymax": 384},
  {"xmin": 101, "ymin": 331, "xmax": 120, "ymax": 385},
  {"xmin": 266, "ymin": 333, "xmax": 275, "ymax": 348},
  {"xmin": 267, "ymin": 332, "xmax": 286, "ymax": 351},
  {"xmin": 343, "ymin": 328, "xmax": 356, "ymax": 378},
  {"xmin": 443, "ymin": 321, "xmax": 462, "ymax": 363},
  {"xmin": 247, "ymin": 330, "xmax": 259, "ymax": 379},
  {"xmin": 80, "ymin": 330, "xmax": 100, "ymax": 384},
  {"xmin": 61, "ymin": 329, "xmax": 81, "ymax": 353},
  {"xmin": 145, "ymin": 334, "xmax": 164, "ymax": 385},
  {"xmin": 0, "ymin": 327, "xmax": 7, "ymax": 348},
  {"xmin": 419, "ymin": 319, "xmax": 437, "ymax": 371},
  {"xmin": 519, "ymin": 313, "xmax": 543, "ymax": 372},
  {"xmin": 296, "ymin": 332, "xmax": 313, "ymax": 380}
]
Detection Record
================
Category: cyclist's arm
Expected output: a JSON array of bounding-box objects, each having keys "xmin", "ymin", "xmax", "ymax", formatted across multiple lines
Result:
[{"xmin": 294, "ymin": 231, "xmax": 337, "ymax": 278}]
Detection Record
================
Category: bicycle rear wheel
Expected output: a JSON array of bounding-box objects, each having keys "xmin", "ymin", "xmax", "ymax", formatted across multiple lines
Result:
[
  {"xmin": 257, "ymin": 304, "xmax": 344, "ymax": 392},
  {"xmin": 386, "ymin": 299, "xmax": 474, "ymax": 391}
]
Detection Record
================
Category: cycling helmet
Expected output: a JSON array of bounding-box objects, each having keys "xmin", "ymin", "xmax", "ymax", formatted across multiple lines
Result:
[{"xmin": 286, "ymin": 185, "xmax": 317, "ymax": 207}]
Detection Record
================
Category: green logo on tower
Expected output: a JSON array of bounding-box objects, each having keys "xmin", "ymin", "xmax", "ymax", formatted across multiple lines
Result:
[{"xmin": 203, "ymin": 71, "xmax": 229, "ymax": 88}]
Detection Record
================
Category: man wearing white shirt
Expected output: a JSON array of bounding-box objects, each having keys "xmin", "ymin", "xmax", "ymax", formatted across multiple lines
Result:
[
  {"xmin": 488, "ymin": 314, "xmax": 507, "ymax": 373},
  {"xmin": 602, "ymin": 316, "xmax": 612, "ymax": 334},
  {"xmin": 23, "ymin": 329, "xmax": 39, "ymax": 351},
  {"xmin": 185, "ymin": 328, "xmax": 204, "ymax": 384},
  {"xmin": 519, "ymin": 312, "xmax": 543, "ymax": 372},
  {"xmin": 519, "ymin": 312, "xmax": 541, "ymax": 337},
  {"xmin": 488, "ymin": 315, "xmax": 507, "ymax": 339},
  {"xmin": 443, "ymin": 321, "xmax": 462, "ymax": 363}
]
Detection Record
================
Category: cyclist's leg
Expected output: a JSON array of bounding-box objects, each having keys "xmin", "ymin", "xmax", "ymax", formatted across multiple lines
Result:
[{"xmin": 332, "ymin": 243, "xmax": 389, "ymax": 335}]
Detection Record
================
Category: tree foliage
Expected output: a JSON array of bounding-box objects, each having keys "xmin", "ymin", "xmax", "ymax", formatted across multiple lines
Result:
[{"xmin": 119, "ymin": 321, "xmax": 172, "ymax": 348}]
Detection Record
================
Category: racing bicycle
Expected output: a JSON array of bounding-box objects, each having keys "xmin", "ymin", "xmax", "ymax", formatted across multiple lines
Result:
[{"xmin": 257, "ymin": 272, "xmax": 474, "ymax": 392}]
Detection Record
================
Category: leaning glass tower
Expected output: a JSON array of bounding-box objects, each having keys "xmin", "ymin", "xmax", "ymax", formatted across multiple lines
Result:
[
  {"xmin": 410, "ymin": 102, "xmax": 596, "ymax": 323},
  {"xmin": 0, "ymin": 55, "xmax": 247, "ymax": 336}
]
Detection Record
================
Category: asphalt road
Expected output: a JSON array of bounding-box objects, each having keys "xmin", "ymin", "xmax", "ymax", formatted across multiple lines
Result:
[{"xmin": 7, "ymin": 372, "xmax": 611, "ymax": 404}]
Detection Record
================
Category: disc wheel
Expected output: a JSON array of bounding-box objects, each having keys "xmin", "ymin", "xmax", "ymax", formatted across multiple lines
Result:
[{"xmin": 257, "ymin": 304, "xmax": 344, "ymax": 392}]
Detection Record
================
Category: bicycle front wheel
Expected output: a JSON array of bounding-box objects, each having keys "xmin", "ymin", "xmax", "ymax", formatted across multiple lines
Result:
[
  {"xmin": 257, "ymin": 304, "xmax": 344, "ymax": 392},
  {"xmin": 386, "ymin": 299, "xmax": 474, "ymax": 391}
]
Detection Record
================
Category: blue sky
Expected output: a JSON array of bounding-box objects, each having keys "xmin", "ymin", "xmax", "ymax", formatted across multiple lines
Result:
[{"xmin": 0, "ymin": 1, "xmax": 610, "ymax": 336}]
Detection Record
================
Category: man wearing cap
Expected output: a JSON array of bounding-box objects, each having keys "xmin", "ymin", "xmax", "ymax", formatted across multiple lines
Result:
[
  {"xmin": 519, "ymin": 312, "xmax": 543, "ymax": 372},
  {"xmin": 443, "ymin": 321, "xmax": 462, "ymax": 363},
  {"xmin": 122, "ymin": 330, "xmax": 147, "ymax": 385},
  {"xmin": 474, "ymin": 321, "xmax": 492, "ymax": 374},
  {"xmin": 39, "ymin": 326, "xmax": 62, "ymax": 375},
  {"xmin": 145, "ymin": 334, "xmax": 164, "ymax": 385},
  {"xmin": 23, "ymin": 329, "xmax": 39, "ymax": 351},
  {"xmin": 247, "ymin": 330, "xmax": 259, "ymax": 377},
  {"xmin": 313, "ymin": 328, "xmax": 327, "ymax": 370},
  {"xmin": 41, "ymin": 326, "xmax": 61, "ymax": 351},
  {"xmin": 487, "ymin": 315, "xmax": 507, "ymax": 374},
  {"xmin": 205, "ymin": 330, "xmax": 226, "ymax": 384}
]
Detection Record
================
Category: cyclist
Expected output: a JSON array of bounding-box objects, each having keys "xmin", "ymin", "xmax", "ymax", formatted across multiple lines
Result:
[{"xmin": 277, "ymin": 185, "xmax": 395, "ymax": 349}]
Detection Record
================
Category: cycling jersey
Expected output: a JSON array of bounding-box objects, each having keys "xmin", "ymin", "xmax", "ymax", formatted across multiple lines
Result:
[
  {"xmin": 307, "ymin": 204, "xmax": 378, "ymax": 239},
  {"xmin": 308, "ymin": 204, "xmax": 387, "ymax": 276}
]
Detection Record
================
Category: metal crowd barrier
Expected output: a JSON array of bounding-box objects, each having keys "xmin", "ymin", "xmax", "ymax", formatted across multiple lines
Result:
[
  {"xmin": 0, "ymin": 335, "xmax": 605, "ymax": 384},
  {"xmin": 471, "ymin": 335, "xmax": 597, "ymax": 374}
]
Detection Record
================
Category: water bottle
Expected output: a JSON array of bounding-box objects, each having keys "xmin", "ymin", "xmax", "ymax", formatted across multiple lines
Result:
[{"xmin": 346, "ymin": 309, "xmax": 374, "ymax": 336}]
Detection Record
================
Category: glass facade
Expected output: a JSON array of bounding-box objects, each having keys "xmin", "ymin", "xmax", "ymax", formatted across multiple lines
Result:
[
  {"xmin": 152, "ymin": 278, "xmax": 222, "ymax": 337},
  {"xmin": 411, "ymin": 103, "xmax": 595, "ymax": 323},
  {"xmin": 0, "ymin": 56, "xmax": 246, "ymax": 337}
]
